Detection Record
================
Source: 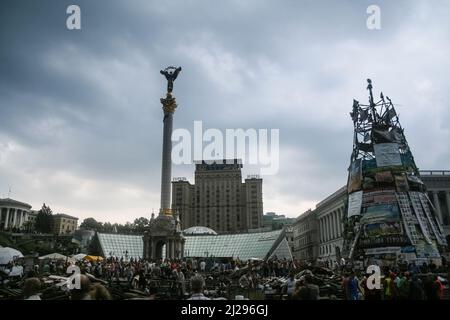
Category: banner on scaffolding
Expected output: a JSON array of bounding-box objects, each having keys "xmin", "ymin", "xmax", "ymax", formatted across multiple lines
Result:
[
  {"xmin": 363, "ymin": 221, "xmax": 402, "ymax": 237},
  {"xmin": 362, "ymin": 190, "xmax": 397, "ymax": 207},
  {"xmin": 374, "ymin": 143, "xmax": 402, "ymax": 167},
  {"xmin": 348, "ymin": 190, "xmax": 363, "ymax": 218},
  {"xmin": 365, "ymin": 246, "xmax": 401, "ymax": 255},
  {"xmin": 360, "ymin": 203, "xmax": 400, "ymax": 224},
  {"xmin": 348, "ymin": 159, "xmax": 362, "ymax": 193}
]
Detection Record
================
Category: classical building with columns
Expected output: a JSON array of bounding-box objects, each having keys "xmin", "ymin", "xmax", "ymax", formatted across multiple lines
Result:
[
  {"xmin": 0, "ymin": 198, "xmax": 32, "ymax": 231},
  {"xmin": 421, "ymin": 170, "xmax": 450, "ymax": 239},
  {"xmin": 292, "ymin": 209, "xmax": 318, "ymax": 261},
  {"xmin": 316, "ymin": 186, "xmax": 347, "ymax": 265}
]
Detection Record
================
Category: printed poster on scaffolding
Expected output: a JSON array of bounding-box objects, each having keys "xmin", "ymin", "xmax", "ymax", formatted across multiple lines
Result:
[
  {"xmin": 348, "ymin": 190, "xmax": 363, "ymax": 218},
  {"xmin": 374, "ymin": 143, "xmax": 402, "ymax": 167}
]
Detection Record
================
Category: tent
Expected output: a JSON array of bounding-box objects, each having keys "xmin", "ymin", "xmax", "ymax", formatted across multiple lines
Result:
[
  {"xmin": 72, "ymin": 253, "xmax": 87, "ymax": 261},
  {"xmin": 39, "ymin": 253, "xmax": 69, "ymax": 261},
  {"xmin": 83, "ymin": 255, "xmax": 103, "ymax": 262},
  {"xmin": 0, "ymin": 247, "xmax": 24, "ymax": 265}
]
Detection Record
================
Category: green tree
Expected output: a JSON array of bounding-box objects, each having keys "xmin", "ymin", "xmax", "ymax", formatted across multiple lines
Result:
[
  {"xmin": 132, "ymin": 217, "xmax": 149, "ymax": 234},
  {"xmin": 103, "ymin": 222, "xmax": 113, "ymax": 233},
  {"xmin": 117, "ymin": 222, "xmax": 133, "ymax": 234},
  {"xmin": 35, "ymin": 203, "xmax": 54, "ymax": 233},
  {"xmin": 80, "ymin": 217, "xmax": 103, "ymax": 231}
]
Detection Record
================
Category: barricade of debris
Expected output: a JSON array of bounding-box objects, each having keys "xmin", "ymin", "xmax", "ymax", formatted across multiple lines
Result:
[{"xmin": 295, "ymin": 267, "xmax": 344, "ymax": 299}]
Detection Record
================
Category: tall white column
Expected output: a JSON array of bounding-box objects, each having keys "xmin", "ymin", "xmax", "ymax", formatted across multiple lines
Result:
[
  {"xmin": 159, "ymin": 93, "xmax": 178, "ymax": 215},
  {"xmin": 319, "ymin": 218, "xmax": 323, "ymax": 243},
  {"xmin": 335, "ymin": 211, "xmax": 339, "ymax": 237},
  {"xmin": 336, "ymin": 210, "xmax": 340, "ymax": 237},
  {"xmin": 332, "ymin": 211, "xmax": 337, "ymax": 239},
  {"xmin": 329, "ymin": 213, "xmax": 333, "ymax": 240},
  {"xmin": 323, "ymin": 218, "xmax": 326, "ymax": 243},
  {"xmin": 318, "ymin": 218, "xmax": 322, "ymax": 243},
  {"xmin": 326, "ymin": 215, "xmax": 331, "ymax": 242},
  {"xmin": 446, "ymin": 192, "xmax": 450, "ymax": 225},
  {"xmin": 4, "ymin": 208, "xmax": 9, "ymax": 229},
  {"xmin": 329, "ymin": 215, "xmax": 332, "ymax": 241},
  {"xmin": 12, "ymin": 209, "xmax": 17, "ymax": 227},
  {"xmin": 432, "ymin": 191, "xmax": 443, "ymax": 224},
  {"xmin": 21, "ymin": 211, "xmax": 24, "ymax": 227},
  {"xmin": 171, "ymin": 241, "xmax": 175, "ymax": 258},
  {"xmin": 331, "ymin": 213, "xmax": 335, "ymax": 240},
  {"xmin": 336, "ymin": 211, "xmax": 339, "ymax": 237},
  {"xmin": 17, "ymin": 210, "xmax": 22, "ymax": 227}
]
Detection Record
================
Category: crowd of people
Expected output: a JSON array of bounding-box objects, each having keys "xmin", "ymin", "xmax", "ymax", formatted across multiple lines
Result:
[
  {"xmin": 342, "ymin": 268, "xmax": 447, "ymax": 300},
  {"xmin": 9, "ymin": 256, "xmax": 291, "ymax": 300},
  {"xmin": 4, "ymin": 255, "xmax": 448, "ymax": 300}
]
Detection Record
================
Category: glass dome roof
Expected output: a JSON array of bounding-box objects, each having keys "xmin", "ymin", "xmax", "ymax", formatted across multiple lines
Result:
[{"xmin": 183, "ymin": 226, "xmax": 218, "ymax": 235}]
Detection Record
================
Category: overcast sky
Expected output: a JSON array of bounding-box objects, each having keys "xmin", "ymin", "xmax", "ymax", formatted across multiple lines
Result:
[{"xmin": 1, "ymin": 0, "xmax": 449, "ymax": 224}]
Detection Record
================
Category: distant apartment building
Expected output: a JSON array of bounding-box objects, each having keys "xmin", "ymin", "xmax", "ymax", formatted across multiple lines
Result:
[
  {"xmin": 172, "ymin": 160, "xmax": 263, "ymax": 234},
  {"xmin": 53, "ymin": 213, "xmax": 78, "ymax": 235},
  {"xmin": 26, "ymin": 210, "xmax": 38, "ymax": 231},
  {"xmin": 262, "ymin": 212, "xmax": 295, "ymax": 230}
]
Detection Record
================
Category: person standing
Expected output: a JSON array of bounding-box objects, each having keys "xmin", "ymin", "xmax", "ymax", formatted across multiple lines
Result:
[
  {"xmin": 382, "ymin": 271, "xmax": 397, "ymax": 300},
  {"xmin": 200, "ymin": 260, "xmax": 206, "ymax": 273},
  {"xmin": 178, "ymin": 268, "xmax": 186, "ymax": 297},
  {"xmin": 348, "ymin": 271, "xmax": 361, "ymax": 300},
  {"xmin": 397, "ymin": 272, "xmax": 411, "ymax": 300},
  {"xmin": 435, "ymin": 275, "xmax": 444, "ymax": 300},
  {"xmin": 408, "ymin": 274, "xmax": 424, "ymax": 300},
  {"xmin": 188, "ymin": 275, "xmax": 209, "ymax": 300},
  {"xmin": 423, "ymin": 273, "xmax": 440, "ymax": 300},
  {"xmin": 24, "ymin": 278, "xmax": 42, "ymax": 300},
  {"xmin": 302, "ymin": 275, "xmax": 320, "ymax": 300},
  {"xmin": 285, "ymin": 272, "xmax": 296, "ymax": 300},
  {"xmin": 342, "ymin": 273, "xmax": 351, "ymax": 300}
]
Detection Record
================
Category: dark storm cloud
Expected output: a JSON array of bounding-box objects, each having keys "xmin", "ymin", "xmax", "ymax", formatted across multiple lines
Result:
[{"xmin": 1, "ymin": 0, "xmax": 449, "ymax": 222}]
